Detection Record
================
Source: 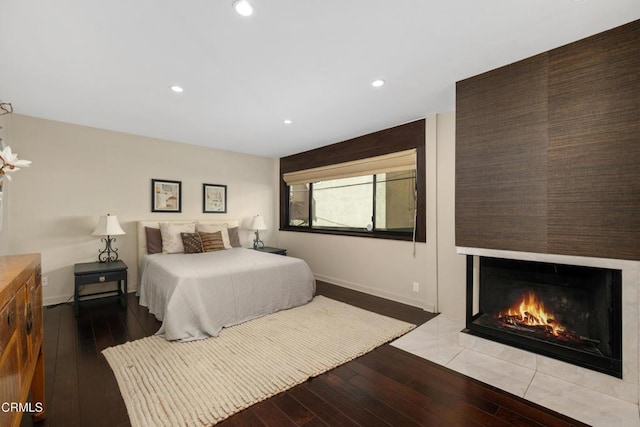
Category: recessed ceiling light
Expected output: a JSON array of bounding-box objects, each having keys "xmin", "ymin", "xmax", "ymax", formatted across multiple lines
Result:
[
  {"xmin": 371, "ymin": 79, "xmax": 385, "ymax": 88},
  {"xmin": 283, "ymin": 119, "xmax": 292, "ymax": 125},
  {"xmin": 170, "ymin": 85, "xmax": 184, "ymax": 93},
  {"xmin": 233, "ymin": 0, "xmax": 254, "ymax": 16}
]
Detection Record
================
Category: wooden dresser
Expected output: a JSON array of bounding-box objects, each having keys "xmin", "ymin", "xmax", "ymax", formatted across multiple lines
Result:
[{"xmin": 0, "ymin": 254, "xmax": 45, "ymax": 427}]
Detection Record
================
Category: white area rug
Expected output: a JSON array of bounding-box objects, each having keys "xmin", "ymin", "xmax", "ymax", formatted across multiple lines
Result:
[{"xmin": 103, "ymin": 295, "xmax": 415, "ymax": 427}]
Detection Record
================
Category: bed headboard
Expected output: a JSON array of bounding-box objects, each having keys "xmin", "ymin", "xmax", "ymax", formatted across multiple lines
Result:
[{"xmin": 137, "ymin": 219, "xmax": 240, "ymax": 263}]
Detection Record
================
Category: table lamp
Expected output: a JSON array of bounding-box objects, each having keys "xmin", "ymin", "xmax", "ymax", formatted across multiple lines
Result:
[
  {"xmin": 251, "ymin": 214, "xmax": 266, "ymax": 249},
  {"xmin": 92, "ymin": 214, "xmax": 125, "ymax": 262}
]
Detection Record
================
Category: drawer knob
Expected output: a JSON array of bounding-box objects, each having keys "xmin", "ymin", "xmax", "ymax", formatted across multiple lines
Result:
[{"xmin": 99, "ymin": 276, "xmax": 106, "ymax": 282}]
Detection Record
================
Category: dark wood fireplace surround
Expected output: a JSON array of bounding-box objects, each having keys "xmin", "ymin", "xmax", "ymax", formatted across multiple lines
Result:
[
  {"xmin": 455, "ymin": 20, "xmax": 639, "ymax": 375},
  {"xmin": 455, "ymin": 19, "xmax": 640, "ymax": 261}
]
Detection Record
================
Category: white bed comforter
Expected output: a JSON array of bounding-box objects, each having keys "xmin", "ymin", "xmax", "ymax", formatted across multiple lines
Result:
[{"xmin": 139, "ymin": 248, "xmax": 315, "ymax": 341}]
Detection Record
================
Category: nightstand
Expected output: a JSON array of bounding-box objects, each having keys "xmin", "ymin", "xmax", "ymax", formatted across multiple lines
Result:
[
  {"xmin": 252, "ymin": 246, "xmax": 287, "ymax": 256},
  {"xmin": 74, "ymin": 260, "xmax": 128, "ymax": 316}
]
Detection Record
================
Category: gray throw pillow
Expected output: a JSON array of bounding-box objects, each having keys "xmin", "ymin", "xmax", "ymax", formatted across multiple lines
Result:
[
  {"xmin": 145, "ymin": 227, "xmax": 163, "ymax": 254},
  {"xmin": 228, "ymin": 226, "xmax": 242, "ymax": 248}
]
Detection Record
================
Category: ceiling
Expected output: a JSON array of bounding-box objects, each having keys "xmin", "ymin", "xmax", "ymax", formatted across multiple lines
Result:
[{"xmin": 1, "ymin": 1, "xmax": 639, "ymax": 158}]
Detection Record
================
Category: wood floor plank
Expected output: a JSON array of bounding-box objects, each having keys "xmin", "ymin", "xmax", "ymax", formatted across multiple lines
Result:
[
  {"xmin": 41, "ymin": 305, "xmax": 61, "ymax": 421},
  {"xmin": 299, "ymin": 417, "xmax": 329, "ymax": 427},
  {"xmin": 495, "ymin": 407, "xmax": 550, "ymax": 427},
  {"xmin": 348, "ymin": 359, "xmax": 433, "ymax": 408},
  {"xmin": 33, "ymin": 282, "xmax": 590, "ymax": 427},
  {"xmin": 357, "ymin": 394, "xmax": 425, "ymax": 427},
  {"xmin": 49, "ymin": 304, "xmax": 80, "ymax": 427},
  {"xmin": 347, "ymin": 373, "xmax": 449, "ymax": 427},
  {"xmin": 315, "ymin": 281, "xmax": 435, "ymax": 326},
  {"xmin": 122, "ymin": 303, "xmax": 158, "ymax": 341},
  {"xmin": 105, "ymin": 313, "xmax": 129, "ymax": 345},
  {"xmin": 304, "ymin": 375, "xmax": 391, "ymax": 427},
  {"xmin": 271, "ymin": 392, "xmax": 317, "ymax": 426},
  {"xmin": 370, "ymin": 344, "xmax": 584, "ymax": 426},
  {"xmin": 218, "ymin": 408, "xmax": 267, "ymax": 427},
  {"xmin": 251, "ymin": 400, "xmax": 298, "ymax": 427},
  {"xmin": 288, "ymin": 384, "xmax": 360, "ymax": 427}
]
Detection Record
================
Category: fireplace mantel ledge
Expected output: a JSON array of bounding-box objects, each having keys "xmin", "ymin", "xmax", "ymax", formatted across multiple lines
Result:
[{"xmin": 456, "ymin": 247, "xmax": 640, "ymax": 271}]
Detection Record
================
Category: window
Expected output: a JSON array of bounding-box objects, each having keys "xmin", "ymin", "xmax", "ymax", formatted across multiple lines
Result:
[
  {"xmin": 312, "ymin": 175, "xmax": 374, "ymax": 230},
  {"xmin": 288, "ymin": 184, "xmax": 310, "ymax": 226},
  {"xmin": 288, "ymin": 171, "xmax": 416, "ymax": 235},
  {"xmin": 280, "ymin": 119, "xmax": 426, "ymax": 242}
]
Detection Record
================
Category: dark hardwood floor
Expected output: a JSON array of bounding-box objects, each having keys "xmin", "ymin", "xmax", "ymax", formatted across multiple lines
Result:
[{"xmin": 26, "ymin": 281, "xmax": 588, "ymax": 427}]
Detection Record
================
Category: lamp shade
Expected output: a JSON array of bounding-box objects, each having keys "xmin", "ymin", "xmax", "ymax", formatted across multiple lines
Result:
[
  {"xmin": 251, "ymin": 214, "xmax": 267, "ymax": 231},
  {"xmin": 92, "ymin": 214, "xmax": 125, "ymax": 236}
]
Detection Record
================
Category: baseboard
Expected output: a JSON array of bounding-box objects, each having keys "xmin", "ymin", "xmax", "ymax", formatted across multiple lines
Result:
[
  {"xmin": 314, "ymin": 274, "xmax": 434, "ymax": 312},
  {"xmin": 44, "ymin": 295, "xmax": 74, "ymax": 306}
]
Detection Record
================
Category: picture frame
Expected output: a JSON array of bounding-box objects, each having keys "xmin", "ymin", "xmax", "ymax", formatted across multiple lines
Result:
[
  {"xmin": 152, "ymin": 179, "xmax": 182, "ymax": 212},
  {"xmin": 203, "ymin": 183, "xmax": 227, "ymax": 213}
]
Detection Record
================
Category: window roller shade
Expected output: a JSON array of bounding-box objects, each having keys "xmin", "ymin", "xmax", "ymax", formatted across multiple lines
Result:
[{"xmin": 283, "ymin": 149, "xmax": 416, "ymax": 185}]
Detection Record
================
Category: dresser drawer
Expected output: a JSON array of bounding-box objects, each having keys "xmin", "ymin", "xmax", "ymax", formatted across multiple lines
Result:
[
  {"xmin": 75, "ymin": 270, "xmax": 126, "ymax": 286},
  {"xmin": 0, "ymin": 295, "xmax": 17, "ymax": 354},
  {"xmin": 0, "ymin": 253, "xmax": 45, "ymax": 426}
]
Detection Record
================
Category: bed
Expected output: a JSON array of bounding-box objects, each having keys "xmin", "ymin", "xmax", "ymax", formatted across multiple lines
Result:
[{"xmin": 137, "ymin": 220, "xmax": 316, "ymax": 341}]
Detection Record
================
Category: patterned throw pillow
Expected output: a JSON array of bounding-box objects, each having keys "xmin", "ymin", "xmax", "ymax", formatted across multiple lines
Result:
[
  {"xmin": 181, "ymin": 232, "xmax": 203, "ymax": 254},
  {"xmin": 159, "ymin": 222, "xmax": 196, "ymax": 253},
  {"xmin": 228, "ymin": 226, "xmax": 242, "ymax": 248},
  {"xmin": 198, "ymin": 231, "xmax": 225, "ymax": 252},
  {"xmin": 196, "ymin": 224, "xmax": 232, "ymax": 249}
]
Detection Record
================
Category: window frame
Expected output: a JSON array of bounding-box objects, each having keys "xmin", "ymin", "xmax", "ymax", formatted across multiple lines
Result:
[{"xmin": 279, "ymin": 119, "xmax": 426, "ymax": 243}]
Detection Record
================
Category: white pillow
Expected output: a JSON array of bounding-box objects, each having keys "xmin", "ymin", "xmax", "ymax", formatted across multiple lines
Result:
[
  {"xmin": 159, "ymin": 222, "xmax": 196, "ymax": 253},
  {"xmin": 196, "ymin": 223, "xmax": 231, "ymax": 249}
]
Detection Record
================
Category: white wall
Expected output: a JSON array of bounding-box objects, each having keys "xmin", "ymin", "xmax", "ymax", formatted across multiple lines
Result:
[
  {"xmin": 279, "ymin": 112, "xmax": 467, "ymax": 319},
  {"xmin": 2, "ymin": 112, "xmax": 468, "ymax": 318},
  {"xmin": 0, "ymin": 114, "xmax": 10, "ymax": 254},
  {"xmin": 435, "ymin": 112, "xmax": 467, "ymax": 320},
  {"xmin": 3, "ymin": 114, "xmax": 278, "ymax": 305}
]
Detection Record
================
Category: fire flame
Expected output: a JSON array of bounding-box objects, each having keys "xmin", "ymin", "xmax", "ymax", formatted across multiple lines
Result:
[{"xmin": 499, "ymin": 292, "xmax": 566, "ymax": 337}]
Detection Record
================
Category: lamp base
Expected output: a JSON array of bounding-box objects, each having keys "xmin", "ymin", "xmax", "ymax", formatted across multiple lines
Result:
[
  {"xmin": 98, "ymin": 236, "xmax": 119, "ymax": 263},
  {"xmin": 253, "ymin": 230, "xmax": 264, "ymax": 249}
]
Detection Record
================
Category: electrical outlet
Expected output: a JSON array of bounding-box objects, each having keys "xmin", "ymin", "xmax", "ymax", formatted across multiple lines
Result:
[
  {"xmin": 412, "ymin": 282, "xmax": 419, "ymax": 292},
  {"xmin": 42, "ymin": 276, "xmax": 48, "ymax": 287}
]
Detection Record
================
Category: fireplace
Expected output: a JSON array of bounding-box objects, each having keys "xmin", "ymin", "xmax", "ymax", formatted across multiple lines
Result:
[{"xmin": 465, "ymin": 256, "xmax": 623, "ymax": 378}]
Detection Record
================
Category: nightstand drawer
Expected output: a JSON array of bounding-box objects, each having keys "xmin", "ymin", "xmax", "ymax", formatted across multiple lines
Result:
[{"xmin": 75, "ymin": 270, "xmax": 126, "ymax": 286}]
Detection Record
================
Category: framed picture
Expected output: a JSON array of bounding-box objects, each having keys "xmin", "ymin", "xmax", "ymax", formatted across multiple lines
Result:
[
  {"xmin": 152, "ymin": 179, "xmax": 182, "ymax": 212},
  {"xmin": 203, "ymin": 183, "xmax": 227, "ymax": 213}
]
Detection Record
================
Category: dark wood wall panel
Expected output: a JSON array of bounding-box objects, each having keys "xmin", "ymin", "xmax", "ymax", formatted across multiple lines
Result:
[
  {"xmin": 280, "ymin": 120, "xmax": 425, "ymax": 174},
  {"xmin": 456, "ymin": 19, "xmax": 640, "ymax": 261},
  {"xmin": 547, "ymin": 21, "xmax": 640, "ymax": 260},
  {"xmin": 280, "ymin": 120, "xmax": 426, "ymax": 242},
  {"xmin": 455, "ymin": 54, "xmax": 549, "ymax": 253}
]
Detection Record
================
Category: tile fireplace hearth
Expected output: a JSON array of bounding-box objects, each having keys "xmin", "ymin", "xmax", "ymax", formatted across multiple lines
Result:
[
  {"xmin": 391, "ymin": 315, "xmax": 640, "ymax": 426},
  {"xmin": 412, "ymin": 246, "xmax": 640, "ymax": 425}
]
